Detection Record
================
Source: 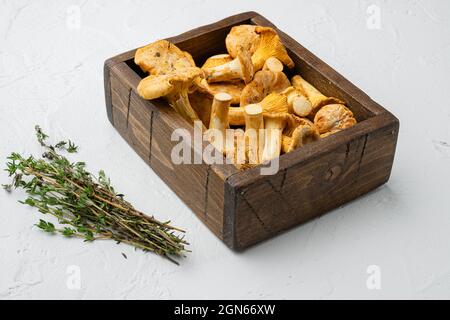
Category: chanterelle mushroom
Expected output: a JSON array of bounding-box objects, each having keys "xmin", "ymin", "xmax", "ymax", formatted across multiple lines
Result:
[
  {"xmin": 206, "ymin": 92, "xmax": 233, "ymax": 154},
  {"xmin": 314, "ymin": 104, "xmax": 357, "ymax": 134},
  {"xmin": 209, "ymin": 93, "xmax": 232, "ymax": 131},
  {"xmin": 240, "ymin": 68, "xmax": 290, "ymax": 107},
  {"xmin": 281, "ymin": 125, "xmax": 320, "ymax": 153},
  {"xmin": 263, "ymin": 57, "xmax": 284, "ymax": 73},
  {"xmin": 283, "ymin": 113, "xmax": 316, "ymax": 136},
  {"xmin": 228, "ymin": 128, "xmax": 246, "ymax": 168},
  {"xmin": 261, "ymin": 113, "xmax": 287, "ymax": 163},
  {"xmin": 282, "ymin": 87, "xmax": 313, "ymax": 117},
  {"xmin": 137, "ymin": 67, "xmax": 203, "ymax": 125},
  {"xmin": 225, "ymin": 25, "xmax": 261, "ymax": 59},
  {"xmin": 203, "ymin": 46, "xmax": 254, "ymax": 84},
  {"xmin": 291, "ymin": 75, "xmax": 344, "ymax": 118},
  {"xmin": 190, "ymin": 54, "xmax": 245, "ymax": 104},
  {"xmin": 252, "ymin": 27, "xmax": 294, "ymax": 71},
  {"xmin": 195, "ymin": 78, "xmax": 244, "ymax": 105},
  {"xmin": 244, "ymin": 104, "xmax": 264, "ymax": 164},
  {"xmin": 229, "ymin": 91, "xmax": 290, "ymax": 126},
  {"xmin": 134, "ymin": 40, "xmax": 195, "ymax": 75},
  {"xmin": 201, "ymin": 54, "xmax": 233, "ymax": 69}
]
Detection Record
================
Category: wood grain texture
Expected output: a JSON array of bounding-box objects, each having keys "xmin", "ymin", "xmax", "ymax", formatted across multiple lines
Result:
[
  {"xmin": 104, "ymin": 11, "xmax": 399, "ymax": 250},
  {"xmin": 226, "ymin": 113, "xmax": 398, "ymax": 249}
]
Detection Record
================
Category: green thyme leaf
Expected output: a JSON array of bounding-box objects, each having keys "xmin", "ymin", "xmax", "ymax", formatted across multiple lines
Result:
[{"xmin": 4, "ymin": 125, "xmax": 188, "ymax": 264}]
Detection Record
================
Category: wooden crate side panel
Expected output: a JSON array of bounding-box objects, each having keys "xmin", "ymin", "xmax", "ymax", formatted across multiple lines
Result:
[
  {"xmin": 127, "ymin": 92, "xmax": 152, "ymax": 162},
  {"xmin": 232, "ymin": 117, "xmax": 399, "ymax": 249},
  {"xmin": 148, "ymin": 104, "xmax": 227, "ymax": 238},
  {"xmin": 205, "ymin": 166, "xmax": 227, "ymax": 238},
  {"xmin": 104, "ymin": 58, "xmax": 116, "ymax": 124},
  {"xmin": 149, "ymin": 107, "xmax": 207, "ymax": 216},
  {"xmin": 110, "ymin": 73, "xmax": 130, "ymax": 134}
]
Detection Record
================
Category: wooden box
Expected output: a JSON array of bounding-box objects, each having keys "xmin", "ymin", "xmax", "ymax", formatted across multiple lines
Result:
[{"xmin": 103, "ymin": 12, "xmax": 399, "ymax": 250}]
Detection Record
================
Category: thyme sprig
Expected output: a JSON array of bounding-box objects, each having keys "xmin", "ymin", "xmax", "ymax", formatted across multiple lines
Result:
[{"xmin": 3, "ymin": 126, "xmax": 188, "ymax": 264}]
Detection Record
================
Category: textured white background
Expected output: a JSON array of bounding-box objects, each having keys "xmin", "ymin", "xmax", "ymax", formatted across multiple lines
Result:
[{"xmin": 1, "ymin": 0, "xmax": 449, "ymax": 300}]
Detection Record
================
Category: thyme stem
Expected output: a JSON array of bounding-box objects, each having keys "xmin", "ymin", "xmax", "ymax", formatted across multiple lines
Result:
[{"xmin": 3, "ymin": 126, "xmax": 188, "ymax": 264}]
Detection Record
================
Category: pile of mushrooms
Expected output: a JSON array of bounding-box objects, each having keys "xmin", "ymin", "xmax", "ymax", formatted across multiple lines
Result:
[{"xmin": 134, "ymin": 25, "xmax": 357, "ymax": 169}]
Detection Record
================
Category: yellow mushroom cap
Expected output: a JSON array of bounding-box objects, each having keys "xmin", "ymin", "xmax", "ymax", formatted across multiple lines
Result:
[
  {"xmin": 137, "ymin": 74, "xmax": 174, "ymax": 100},
  {"xmin": 240, "ymin": 70, "xmax": 290, "ymax": 106},
  {"xmin": 314, "ymin": 104, "xmax": 357, "ymax": 134},
  {"xmin": 194, "ymin": 78, "xmax": 244, "ymax": 105},
  {"xmin": 263, "ymin": 111, "xmax": 288, "ymax": 122},
  {"xmin": 283, "ymin": 124, "xmax": 320, "ymax": 153},
  {"xmin": 225, "ymin": 25, "xmax": 261, "ymax": 58},
  {"xmin": 259, "ymin": 92, "xmax": 290, "ymax": 115},
  {"xmin": 137, "ymin": 67, "xmax": 202, "ymax": 100},
  {"xmin": 207, "ymin": 82, "xmax": 244, "ymax": 105},
  {"xmin": 251, "ymin": 27, "xmax": 294, "ymax": 71},
  {"xmin": 134, "ymin": 39, "xmax": 195, "ymax": 75}
]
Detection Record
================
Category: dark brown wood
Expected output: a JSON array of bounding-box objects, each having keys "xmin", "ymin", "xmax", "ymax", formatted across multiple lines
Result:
[
  {"xmin": 225, "ymin": 112, "xmax": 398, "ymax": 248},
  {"xmin": 103, "ymin": 11, "xmax": 399, "ymax": 250}
]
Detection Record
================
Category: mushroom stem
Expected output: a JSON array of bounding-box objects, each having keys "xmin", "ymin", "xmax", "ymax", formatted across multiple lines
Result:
[
  {"xmin": 207, "ymin": 92, "xmax": 233, "ymax": 154},
  {"xmin": 263, "ymin": 57, "xmax": 284, "ymax": 72},
  {"xmin": 206, "ymin": 58, "xmax": 241, "ymax": 81},
  {"xmin": 229, "ymin": 106, "xmax": 245, "ymax": 126},
  {"xmin": 168, "ymin": 85, "xmax": 203, "ymax": 126},
  {"xmin": 289, "ymin": 95, "xmax": 312, "ymax": 117},
  {"xmin": 230, "ymin": 92, "xmax": 289, "ymax": 126},
  {"xmin": 261, "ymin": 114, "xmax": 286, "ymax": 163},
  {"xmin": 291, "ymin": 75, "xmax": 343, "ymax": 117},
  {"xmin": 244, "ymin": 104, "xmax": 264, "ymax": 164},
  {"xmin": 137, "ymin": 67, "xmax": 205, "ymax": 127},
  {"xmin": 283, "ymin": 87, "xmax": 312, "ymax": 117},
  {"xmin": 209, "ymin": 92, "xmax": 231, "ymax": 131},
  {"xmin": 204, "ymin": 47, "xmax": 253, "ymax": 84},
  {"xmin": 230, "ymin": 128, "xmax": 246, "ymax": 167}
]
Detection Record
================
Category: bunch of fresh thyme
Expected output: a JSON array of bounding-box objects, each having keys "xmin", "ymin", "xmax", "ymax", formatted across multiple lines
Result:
[{"xmin": 3, "ymin": 126, "xmax": 188, "ymax": 264}]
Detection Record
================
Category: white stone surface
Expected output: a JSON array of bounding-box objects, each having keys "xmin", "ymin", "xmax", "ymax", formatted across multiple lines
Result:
[{"xmin": 1, "ymin": 0, "xmax": 449, "ymax": 300}]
